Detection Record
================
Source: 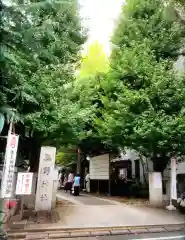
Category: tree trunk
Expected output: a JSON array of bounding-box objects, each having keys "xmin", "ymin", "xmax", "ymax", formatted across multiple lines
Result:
[
  {"xmin": 29, "ymin": 137, "xmax": 41, "ymax": 172},
  {"xmin": 152, "ymin": 154, "xmax": 169, "ymax": 173}
]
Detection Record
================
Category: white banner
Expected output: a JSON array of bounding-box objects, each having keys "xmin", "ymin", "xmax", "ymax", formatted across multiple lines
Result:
[
  {"xmin": 16, "ymin": 172, "xmax": 33, "ymax": 195},
  {"xmin": 171, "ymin": 158, "xmax": 177, "ymax": 200},
  {"xmin": 35, "ymin": 146, "xmax": 56, "ymax": 211},
  {"xmin": 1, "ymin": 134, "xmax": 19, "ymax": 198}
]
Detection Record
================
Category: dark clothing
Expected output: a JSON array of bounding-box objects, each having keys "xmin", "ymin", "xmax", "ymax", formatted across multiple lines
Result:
[
  {"xmin": 73, "ymin": 186, "xmax": 80, "ymax": 196},
  {"xmin": 64, "ymin": 182, "xmax": 73, "ymax": 192},
  {"xmin": 61, "ymin": 173, "xmax": 64, "ymax": 183}
]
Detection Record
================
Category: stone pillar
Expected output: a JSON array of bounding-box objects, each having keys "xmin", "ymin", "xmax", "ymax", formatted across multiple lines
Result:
[
  {"xmin": 35, "ymin": 146, "xmax": 56, "ymax": 211},
  {"xmin": 149, "ymin": 172, "xmax": 163, "ymax": 206}
]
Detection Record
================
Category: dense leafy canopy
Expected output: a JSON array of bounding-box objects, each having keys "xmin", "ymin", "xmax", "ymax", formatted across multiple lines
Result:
[
  {"xmin": 70, "ymin": 42, "xmax": 111, "ymax": 155},
  {"xmin": 94, "ymin": 0, "xmax": 185, "ymax": 171},
  {"xmin": 0, "ymin": 0, "xmax": 87, "ymax": 147},
  {"xmin": 56, "ymin": 146, "xmax": 77, "ymax": 167},
  {"xmin": 55, "ymin": 43, "xmax": 109, "ymax": 165}
]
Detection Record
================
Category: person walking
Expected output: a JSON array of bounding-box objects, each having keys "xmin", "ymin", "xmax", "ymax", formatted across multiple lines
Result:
[
  {"xmin": 64, "ymin": 171, "xmax": 74, "ymax": 194},
  {"xmin": 72, "ymin": 173, "xmax": 81, "ymax": 196}
]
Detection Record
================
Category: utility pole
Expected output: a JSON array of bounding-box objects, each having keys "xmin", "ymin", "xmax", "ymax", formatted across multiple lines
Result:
[{"xmin": 108, "ymin": 152, "xmax": 111, "ymax": 196}]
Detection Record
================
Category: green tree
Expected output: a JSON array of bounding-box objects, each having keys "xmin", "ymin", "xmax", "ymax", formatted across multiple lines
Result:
[
  {"xmin": 79, "ymin": 41, "xmax": 109, "ymax": 77},
  {"xmin": 56, "ymin": 146, "xmax": 77, "ymax": 167},
  {"xmin": 0, "ymin": 0, "xmax": 87, "ymax": 170},
  {"xmin": 0, "ymin": 0, "xmax": 86, "ymax": 142},
  {"xmin": 96, "ymin": 0, "xmax": 185, "ymax": 172},
  {"xmin": 72, "ymin": 41, "xmax": 111, "ymax": 155},
  {"xmin": 0, "ymin": 0, "xmax": 36, "ymax": 122}
]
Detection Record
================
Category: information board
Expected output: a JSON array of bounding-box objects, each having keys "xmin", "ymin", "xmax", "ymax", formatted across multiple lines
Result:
[{"xmin": 15, "ymin": 172, "xmax": 33, "ymax": 195}]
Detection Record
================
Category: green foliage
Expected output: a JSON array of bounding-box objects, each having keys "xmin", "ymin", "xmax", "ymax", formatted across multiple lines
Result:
[
  {"xmin": 56, "ymin": 147, "xmax": 77, "ymax": 167},
  {"xmin": 95, "ymin": 0, "xmax": 185, "ymax": 171},
  {"xmin": 80, "ymin": 41, "xmax": 109, "ymax": 77},
  {"xmin": 2, "ymin": 0, "xmax": 185, "ymax": 173},
  {"xmin": 70, "ymin": 41, "xmax": 111, "ymax": 154},
  {"xmin": 0, "ymin": 0, "xmax": 87, "ymax": 147},
  {"xmin": 111, "ymin": 0, "xmax": 184, "ymax": 61}
]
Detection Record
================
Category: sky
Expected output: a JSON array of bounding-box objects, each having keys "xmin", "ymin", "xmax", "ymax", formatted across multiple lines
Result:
[{"xmin": 79, "ymin": 0, "xmax": 124, "ymax": 55}]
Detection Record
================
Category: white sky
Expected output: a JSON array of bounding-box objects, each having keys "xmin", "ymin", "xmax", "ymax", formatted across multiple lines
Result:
[{"xmin": 79, "ymin": 0, "xmax": 124, "ymax": 54}]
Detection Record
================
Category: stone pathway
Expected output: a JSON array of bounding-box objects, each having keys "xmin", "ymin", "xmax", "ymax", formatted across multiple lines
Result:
[{"xmin": 23, "ymin": 191, "xmax": 185, "ymax": 230}]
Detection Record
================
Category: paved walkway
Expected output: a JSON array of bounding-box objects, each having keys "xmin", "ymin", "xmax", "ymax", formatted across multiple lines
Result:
[
  {"xmin": 57, "ymin": 191, "xmax": 116, "ymax": 205},
  {"xmin": 24, "ymin": 191, "xmax": 185, "ymax": 230}
]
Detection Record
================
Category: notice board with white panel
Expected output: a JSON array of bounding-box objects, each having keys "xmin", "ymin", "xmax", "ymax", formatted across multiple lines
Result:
[{"xmin": 90, "ymin": 154, "xmax": 109, "ymax": 180}]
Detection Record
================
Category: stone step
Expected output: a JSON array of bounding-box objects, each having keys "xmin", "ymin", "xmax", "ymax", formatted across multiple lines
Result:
[{"xmin": 7, "ymin": 224, "xmax": 185, "ymax": 239}]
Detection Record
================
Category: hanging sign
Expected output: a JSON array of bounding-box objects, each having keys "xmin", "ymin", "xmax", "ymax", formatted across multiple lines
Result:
[{"xmin": 1, "ymin": 134, "xmax": 19, "ymax": 198}]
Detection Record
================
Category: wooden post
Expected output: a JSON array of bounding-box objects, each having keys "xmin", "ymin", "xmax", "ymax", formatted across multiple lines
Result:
[
  {"xmin": 20, "ymin": 196, "xmax": 24, "ymax": 220},
  {"xmin": 108, "ymin": 152, "xmax": 111, "ymax": 196},
  {"xmin": 77, "ymin": 148, "xmax": 81, "ymax": 174}
]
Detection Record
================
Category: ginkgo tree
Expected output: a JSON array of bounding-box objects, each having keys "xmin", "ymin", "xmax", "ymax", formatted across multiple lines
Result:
[
  {"xmin": 68, "ymin": 41, "xmax": 111, "ymax": 156},
  {"xmin": 96, "ymin": 0, "xmax": 185, "ymax": 172},
  {"xmin": 0, "ymin": 0, "xmax": 86, "ymax": 141},
  {"xmin": 0, "ymin": 0, "xmax": 88, "ymax": 170}
]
